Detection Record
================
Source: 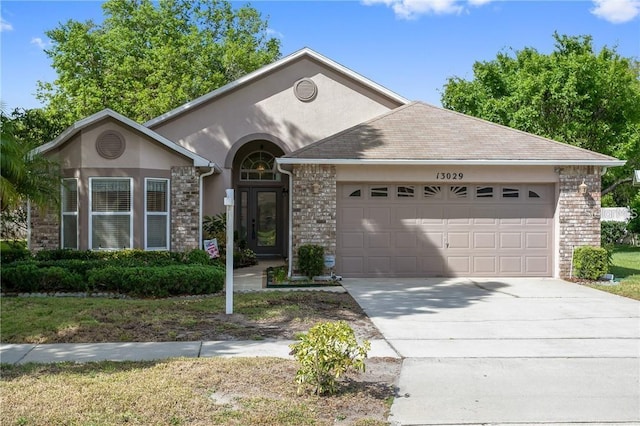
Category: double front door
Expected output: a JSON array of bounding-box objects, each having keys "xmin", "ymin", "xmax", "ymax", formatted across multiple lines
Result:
[{"xmin": 238, "ymin": 187, "xmax": 283, "ymax": 256}]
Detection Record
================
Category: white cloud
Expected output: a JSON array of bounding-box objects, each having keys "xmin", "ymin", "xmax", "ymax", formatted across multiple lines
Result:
[
  {"xmin": 591, "ymin": 0, "xmax": 640, "ymax": 23},
  {"xmin": 31, "ymin": 37, "xmax": 48, "ymax": 49},
  {"xmin": 266, "ymin": 27, "xmax": 284, "ymax": 39},
  {"xmin": 0, "ymin": 18, "xmax": 13, "ymax": 32},
  {"xmin": 362, "ymin": 0, "xmax": 492, "ymax": 19}
]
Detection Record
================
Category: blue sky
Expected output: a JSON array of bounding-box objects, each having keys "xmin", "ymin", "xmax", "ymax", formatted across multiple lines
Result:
[{"xmin": 1, "ymin": 0, "xmax": 639, "ymax": 113}]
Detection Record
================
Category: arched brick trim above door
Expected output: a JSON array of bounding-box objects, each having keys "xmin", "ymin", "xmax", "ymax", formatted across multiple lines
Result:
[{"xmin": 224, "ymin": 133, "xmax": 291, "ymax": 169}]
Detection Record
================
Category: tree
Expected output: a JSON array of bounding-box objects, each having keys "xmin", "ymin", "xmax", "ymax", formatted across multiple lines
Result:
[
  {"xmin": 1, "ymin": 108, "xmax": 61, "ymax": 238},
  {"xmin": 37, "ymin": 0, "xmax": 281, "ymax": 125},
  {"xmin": 441, "ymin": 33, "xmax": 640, "ymax": 205}
]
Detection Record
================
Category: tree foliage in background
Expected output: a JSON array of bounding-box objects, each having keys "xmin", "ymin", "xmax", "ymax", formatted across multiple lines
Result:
[
  {"xmin": 37, "ymin": 0, "xmax": 281, "ymax": 125},
  {"xmin": 441, "ymin": 33, "xmax": 640, "ymax": 206},
  {"xmin": 1, "ymin": 108, "xmax": 60, "ymax": 237}
]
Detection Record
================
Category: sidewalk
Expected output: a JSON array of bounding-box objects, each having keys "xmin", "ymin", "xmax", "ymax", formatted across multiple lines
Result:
[{"xmin": 0, "ymin": 339, "xmax": 399, "ymax": 365}]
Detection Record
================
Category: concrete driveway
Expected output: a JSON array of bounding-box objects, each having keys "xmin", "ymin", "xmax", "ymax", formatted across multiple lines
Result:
[{"xmin": 342, "ymin": 277, "xmax": 640, "ymax": 426}]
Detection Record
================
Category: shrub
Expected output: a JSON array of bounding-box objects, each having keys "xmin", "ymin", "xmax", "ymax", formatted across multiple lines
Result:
[
  {"xmin": 573, "ymin": 246, "xmax": 610, "ymax": 280},
  {"xmin": 298, "ymin": 245, "xmax": 324, "ymax": 278},
  {"xmin": 601, "ymin": 221, "xmax": 628, "ymax": 245},
  {"xmin": 184, "ymin": 249, "xmax": 213, "ymax": 265},
  {"xmin": 88, "ymin": 265, "xmax": 224, "ymax": 297},
  {"xmin": 1, "ymin": 263, "xmax": 84, "ymax": 293},
  {"xmin": 34, "ymin": 249, "xmax": 99, "ymax": 261},
  {"xmin": 0, "ymin": 243, "xmax": 31, "ymax": 263},
  {"xmin": 289, "ymin": 320, "xmax": 370, "ymax": 395}
]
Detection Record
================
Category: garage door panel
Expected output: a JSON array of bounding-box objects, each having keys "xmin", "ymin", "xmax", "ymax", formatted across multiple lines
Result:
[
  {"xmin": 337, "ymin": 183, "xmax": 553, "ymax": 278},
  {"xmin": 500, "ymin": 257, "xmax": 523, "ymax": 274},
  {"xmin": 448, "ymin": 232, "xmax": 470, "ymax": 249},
  {"xmin": 341, "ymin": 207, "xmax": 364, "ymax": 225},
  {"xmin": 420, "ymin": 206, "xmax": 444, "ymax": 224},
  {"xmin": 367, "ymin": 207, "xmax": 391, "ymax": 225},
  {"xmin": 341, "ymin": 232, "xmax": 364, "ymax": 249},
  {"xmin": 474, "ymin": 256, "xmax": 497, "ymax": 274},
  {"xmin": 421, "ymin": 257, "xmax": 445, "ymax": 275},
  {"xmin": 526, "ymin": 232, "xmax": 549, "ymax": 249},
  {"xmin": 340, "ymin": 256, "xmax": 364, "ymax": 274},
  {"xmin": 368, "ymin": 232, "xmax": 391, "ymax": 248},
  {"xmin": 395, "ymin": 206, "xmax": 420, "ymax": 226},
  {"xmin": 448, "ymin": 256, "xmax": 471, "ymax": 274},
  {"xmin": 500, "ymin": 233, "xmax": 523, "ymax": 249},
  {"xmin": 526, "ymin": 256, "xmax": 550, "ymax": 275},
  {"xmin": 474, "ymin": 232, "xmax": 496, "ymax": 249},
  {"xmin": 367, "ymin": 257, "xmax": 392, "ymax": 274},
  {"xmin": 421, "ymin": 232, "xmax": 445, "ymax": 249},
  {"xmin": 396, "ymin": 257, "xmax": 418, "ymax": 274},
  {"xmin": 396, "ymin": 232, "xmax": 418, "ymax": 248}
]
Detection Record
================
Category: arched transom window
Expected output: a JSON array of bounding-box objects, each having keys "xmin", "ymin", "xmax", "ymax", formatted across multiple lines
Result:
[{"xmin": 240, "ymin": 151, "xmax": 277, "ymax": 181}]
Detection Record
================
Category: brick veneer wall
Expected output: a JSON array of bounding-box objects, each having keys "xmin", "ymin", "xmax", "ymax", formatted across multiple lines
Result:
[
  {"xmin": 29, "ymin": 205, "xmax": 59, "ymax": 252},
  {"xmin": 171, "ymin": 166, "xmax": 200, "ymax": 252},
  {"xmin": 557, "ymin": 166, "xmax": 602, "ymax": 278},
  {"xmin": 291, "ymin": 164, "xmax": 336, "ymax": 273}
]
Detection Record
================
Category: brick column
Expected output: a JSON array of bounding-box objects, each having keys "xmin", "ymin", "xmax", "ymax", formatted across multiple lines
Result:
[
  {"xmin": 557, "ymin": 166, "xmax": 602, "ymax": 278},
  {"xmin": 291, "ymin": 164, "xmax": 336, "ymax": 273},
  {"xmin": 29, "ymin": 204, "xmax": 59, "ymax": 252},
  {"xmin": 171, "ymin": 166, "xmax": 200, "ymax": 252}
]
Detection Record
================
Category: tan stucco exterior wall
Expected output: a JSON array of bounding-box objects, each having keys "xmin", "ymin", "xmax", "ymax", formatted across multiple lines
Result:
[{"xmin": 150, "ymin": 57, "xmax": 401, "ymax": 169}]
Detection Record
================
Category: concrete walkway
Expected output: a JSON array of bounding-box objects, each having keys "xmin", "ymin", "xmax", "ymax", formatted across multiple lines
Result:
[{"xmin": 342, "ymin": 277, "xmax": 640, "ymax": 426}]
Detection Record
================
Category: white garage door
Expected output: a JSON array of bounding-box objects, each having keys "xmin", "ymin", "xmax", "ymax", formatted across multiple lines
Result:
[{"xmin": 337, "ymin": 183, "xmax": 554, "ymax": 277}]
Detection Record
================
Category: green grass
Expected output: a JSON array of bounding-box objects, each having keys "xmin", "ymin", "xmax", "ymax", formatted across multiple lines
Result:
[
  {"xmin": 589, "ymin": 245, "xmax": 640, "ymax": 300},
  {"xmin": 0, "ymin": 291, "xmax": 368, "ymax": 344}
]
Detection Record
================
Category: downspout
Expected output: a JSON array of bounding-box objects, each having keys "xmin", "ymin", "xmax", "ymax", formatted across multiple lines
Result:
[
  {"xmin": 277, "ymin": 161, "xmax": 293, "ymax": 278},
  {"xmin": 198, "ymin": 163, "xmax": 217, "ymax": 248},
  {"xmin": 26, "ymin": 199, "xmax": 31, "ymax": 250}
]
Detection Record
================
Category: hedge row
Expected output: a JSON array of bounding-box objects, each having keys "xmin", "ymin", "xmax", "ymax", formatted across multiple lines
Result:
[
  {"xmin": 2, "ymin": 264, "xmax": 224, "ymax": 297},
  {"xmin": 1, "ymin": 248, "xmax": 225, "ymax": 297}
]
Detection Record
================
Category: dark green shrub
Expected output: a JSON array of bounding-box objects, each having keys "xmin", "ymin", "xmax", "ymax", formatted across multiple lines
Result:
[
  {"xmin": 573, "ymin": 246, "xmax": 610, "ymax": 280},
  {"xmin": 290, "ymin": 321, "xmax": 370, "ymax": 395},
  {"xmin": 88, "ymin": 265, "xmax": 224, "ymax": 297},
  {"xmin": 34, "ymin": 249, "xmax": 99, "ymax": 261},
  {"xmin": 0, "ymin": 244, "xmax": 31, "ymax": 263},
  {"xmin": 298, "ymin": 245, "xmax": 324, "ymax": 278},
  {"xmin": 1, "ymin": 264, "xmax": 84, "ymax": 293},
  {"xmin": 184, "ymin": 249, "xmax": 212, "ymax": 265},
  {"xmin": 601, "ymin": 221, "xmax": 628, "ymax": 245}
]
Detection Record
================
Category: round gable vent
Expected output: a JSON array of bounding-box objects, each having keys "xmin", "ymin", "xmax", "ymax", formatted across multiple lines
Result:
[
  {"xmin": 96, "ymin": 131, "xmax": 125, "ymax": 159},
  {"xmin": 293, "ymin": 78, "xmax": 317, "ymax": 102}
]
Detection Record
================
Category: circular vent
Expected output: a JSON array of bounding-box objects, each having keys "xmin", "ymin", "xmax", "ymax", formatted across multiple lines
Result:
[
  {"xmin": 293, "ymin": 78, "xmax": 317, "ymax": 102},
  {"xmin": 95, "ymin": 131, "xmax": 125, "ymax": 159}
]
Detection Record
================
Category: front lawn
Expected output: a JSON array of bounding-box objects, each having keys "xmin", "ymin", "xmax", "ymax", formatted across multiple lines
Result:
[
  {"xmin": 1, "ymin": 357, "xmax": 399, "ymax": 426},
  {"xmin": 0, "ymin": 291, "xmax": 380, "ymax": 344},
  {"xmin": 588, "ymin": 245, "xmax": 640, "ymax": 300}
]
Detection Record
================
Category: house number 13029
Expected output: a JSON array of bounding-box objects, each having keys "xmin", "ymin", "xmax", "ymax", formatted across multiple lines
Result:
[{"xmin": 436, "ymin": 172, "xmax": 464, "ymax": 180}]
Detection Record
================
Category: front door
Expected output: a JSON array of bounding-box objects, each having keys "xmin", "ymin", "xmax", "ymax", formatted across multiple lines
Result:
[{"xmin": 238, "ymin": 187, "xmax": 283, "ymax": 256}]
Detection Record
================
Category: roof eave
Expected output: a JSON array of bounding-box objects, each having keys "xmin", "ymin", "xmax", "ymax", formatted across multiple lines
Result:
[
  {"xmin": 276, "ymin": 158, "xmax": 626, "ymax": 167},
  {"xmin": 143, "ymin": 47, "xmax": 410, "ymax": 128},
  {"xmin": 33, "ymin": 109, "xmax": 213, "ymax": 168}
]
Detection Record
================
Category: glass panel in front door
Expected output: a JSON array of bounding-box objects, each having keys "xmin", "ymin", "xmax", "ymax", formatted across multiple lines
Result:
[{"xmin": 256, "ymin": 191, "xmax": 277, "ymax": 247}]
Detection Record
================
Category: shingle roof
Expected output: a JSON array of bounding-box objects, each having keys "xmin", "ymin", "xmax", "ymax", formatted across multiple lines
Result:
[{"xmin": 282, "ymin": 102, "xmax": 623, "ymax": 165}]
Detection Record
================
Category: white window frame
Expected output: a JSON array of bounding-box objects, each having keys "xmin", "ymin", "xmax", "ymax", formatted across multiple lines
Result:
[
  {"xmin": 60, "ymin": 178, "xmax": 78, "ymax": 249},
  {"xmin": 88, "ymin": 177, "xmax": 133, "ymax": 250},
  {"xmin": 144, "ymin": 178, "xmax": 170, "ymax": 250}
]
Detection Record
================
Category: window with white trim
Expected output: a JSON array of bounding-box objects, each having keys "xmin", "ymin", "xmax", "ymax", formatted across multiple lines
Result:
[
  {"xmin": 90, "ymin": 178, "xmax": 132, "ymax": 250},
  {"xmin": 61, "ymin": 178, "xmax": 78, "ymax": 249},
  {"xmin": 145, "ymin": 178, "xmax": 169, "ymax": 250}
]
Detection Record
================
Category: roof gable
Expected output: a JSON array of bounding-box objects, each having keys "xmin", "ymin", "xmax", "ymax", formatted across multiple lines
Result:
[
  {"xmin": 34, "ymin": 109, "xmax": 213, "ymax": 167},
  {"xmin": 143, "ymin": 47, "xmax": 409, "ymax": 128},
  {"xmin": 280, "ymin": 102, "xmax": 625, "ymax": 166}
]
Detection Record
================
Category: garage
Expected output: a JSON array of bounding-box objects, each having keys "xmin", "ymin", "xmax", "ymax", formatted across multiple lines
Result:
[{"xmin": 337, "ymin": 182, "xmax": 555, "ymax": 277}]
